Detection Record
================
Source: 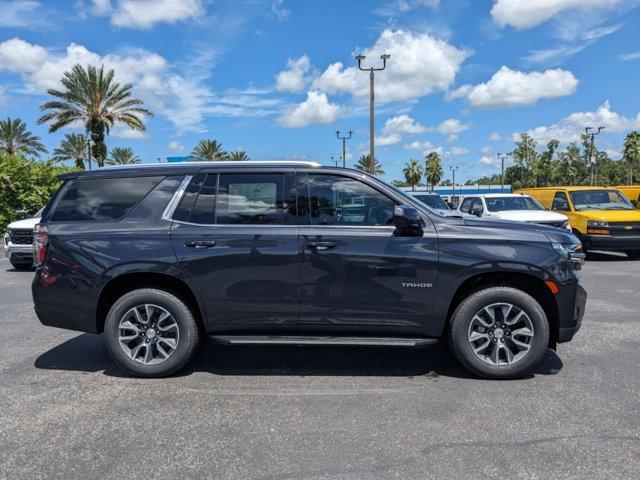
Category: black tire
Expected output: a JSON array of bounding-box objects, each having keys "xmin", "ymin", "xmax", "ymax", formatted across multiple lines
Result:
[
  {"xmin": 10, "ymin": 259, "xmax": 32, "ymax": 270},
  {"xmin": 626, "ymin": 250, "xmax": 640, "ymax": 259},
  {"xmin": 104, "ymin": 288, "xmax": 200, "ymax": 377},
  {"xmin": 448, "ymin": 287, "xmax": 550, "ymax": 380}
]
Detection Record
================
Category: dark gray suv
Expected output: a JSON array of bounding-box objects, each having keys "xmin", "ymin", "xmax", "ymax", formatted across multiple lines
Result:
[{"xmin": 32, "ymin": 161, "xmax": 587, "ymax": 379}]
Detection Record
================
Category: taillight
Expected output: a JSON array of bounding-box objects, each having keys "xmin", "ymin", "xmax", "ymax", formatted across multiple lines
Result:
[{"xmin": 33, "ymin": 224, "xmax": 49, "ymax": 266}]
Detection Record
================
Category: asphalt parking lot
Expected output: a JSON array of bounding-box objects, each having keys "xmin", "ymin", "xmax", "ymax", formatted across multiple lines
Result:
[{"xmin": 0, "ymin": 254, "xmax": 638, "ymax": 480}]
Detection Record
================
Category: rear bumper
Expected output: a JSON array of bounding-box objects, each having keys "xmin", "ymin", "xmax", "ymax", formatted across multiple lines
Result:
[
  {"xmin": 558, "ymin": 284, "xmax": 587, "ymax": 343},
  {"xmin": 583, "ymin": 234, "xmax": 640, "ymax": 251}
]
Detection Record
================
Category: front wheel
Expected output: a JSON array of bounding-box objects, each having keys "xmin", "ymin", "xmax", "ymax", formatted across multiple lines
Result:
[
  {"xmin": 448, "ymin": 287, "xmax": 550, "ymax": 379},
  {"xmin": 104, "ymin": 288, "xmax": 200, "ymax": 377}
]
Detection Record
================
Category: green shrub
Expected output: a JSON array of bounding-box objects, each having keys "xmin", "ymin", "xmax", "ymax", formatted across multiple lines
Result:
[{"xmin": 0, "ymin": 153, "xmax": 77, "ymax": 233}]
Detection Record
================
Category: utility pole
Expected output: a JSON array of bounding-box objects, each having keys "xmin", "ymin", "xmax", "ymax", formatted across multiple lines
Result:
[
  {"xmin": 335, "ymin": 130, "xmax": 353, "ymax": 168},
  {"xmin": 356, "ymin": 53, "xmax": 390, "ymax": 164},
  {"xmin": 497, "ymin": 152, "xmax": 509, "ymax": 192},
  {"xmin": 86, "ymin": 137, "xmax": 93, "ymax": 171},
  {"xmin": 585, "ymin": 127, "xmax": 605, "ymax": 186},
  {"xmin": 449, "ymin": 165, "xmax": 459, "ymax": 207}
]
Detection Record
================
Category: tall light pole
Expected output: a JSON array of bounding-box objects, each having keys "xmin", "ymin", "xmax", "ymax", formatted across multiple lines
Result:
[
  {"xmin": 497, "ymin": 152, "xmax": 509, "ymax": 192},
  {"xmin": 356, "ymin": 53, "xmax": 390, "ymax": 164},
  {"xmin": 449, "ymin": 165, "xmax": 459, "ymax": 207},
  {"xmin": 585, "ymin": 127, "xmax": 605, "ymax": 186},
  {"xmin": 335, "ymin": 130, "xmax": 353, "ymax": 168}
]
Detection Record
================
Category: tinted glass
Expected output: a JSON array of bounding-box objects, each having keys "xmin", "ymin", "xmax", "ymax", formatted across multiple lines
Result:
[
  {"xmin": 485, "ymin": 196, "xmax": 542, "ymax": 212},
  {"xmin": 173, "ymin": 173, "xmax": 206, "ymax": 222},
  {"xmin": 216, "ymin": 173, "xmax": 285, "ymax": 224},
  {"xmin": 570, "ymin": 190, "xmax": 633, "ymax": 211},
  {"xmin": 302, "ymin": 174, "xmax": 396, "ymax": 226},
  {"xmin": 459, "ymin": 198, "xmax": 474, "ymax": 213},
  {"xmin": 551, "ymin": 192, "xmax": 570, "ymax": 211},
  {"xmin": 51, "ymin": 176, "xmax": 162, "ymax": 222},
  {"xmin": 188, "ymin": 174, "xmax": 216, "ymax": 224},
  {"xmin": 414, "ymin": 194, "xmax": 448, "ymax": 210}
]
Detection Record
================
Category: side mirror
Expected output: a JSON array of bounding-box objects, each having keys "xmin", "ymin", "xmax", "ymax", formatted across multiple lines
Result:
[{"xmin": 393, "ymin": 205, "xmax": 423, "ymax": 236}]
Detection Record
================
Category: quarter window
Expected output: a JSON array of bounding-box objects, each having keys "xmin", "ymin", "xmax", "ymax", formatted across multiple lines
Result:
[
  {"xmin": 300, "ymin": 174, "xmax": 396, "ymax": 226},
  {"xmin": 51, "ymin": 176, "xmax": 162, "ymax": 222}
]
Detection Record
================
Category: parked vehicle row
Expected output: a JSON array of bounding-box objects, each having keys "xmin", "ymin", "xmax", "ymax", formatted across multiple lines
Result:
[{"xmin": 31, "ymin": 161, "xmax": 586, "ymax": 379}]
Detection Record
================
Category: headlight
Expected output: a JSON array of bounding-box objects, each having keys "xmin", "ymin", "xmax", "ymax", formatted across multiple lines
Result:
[
  {"xmin": 587, "ymin": 220, "xmax": 608, "ymax": 228},
  {"xmin": 550, "ymin": 240, "xmax": 585, "ymax": 269}
]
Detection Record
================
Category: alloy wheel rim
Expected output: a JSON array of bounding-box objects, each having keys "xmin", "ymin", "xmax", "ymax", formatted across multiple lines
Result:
[
  {"xmin": 118, "ymin": 304, "xmax": 179, "ymax": 365},
  {"xmin": 467, "ymin": 302, "xmax": 534, "ymax": 366}
]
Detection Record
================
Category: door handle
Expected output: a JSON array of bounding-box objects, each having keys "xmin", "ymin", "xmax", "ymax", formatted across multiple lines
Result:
[
  {"xmin": 304, "ymin": 241, "xmax": 337, "ymax": 250},
  {"xmin": 184, "ymin": 240, "xmax": 217, "ymax": 249}
]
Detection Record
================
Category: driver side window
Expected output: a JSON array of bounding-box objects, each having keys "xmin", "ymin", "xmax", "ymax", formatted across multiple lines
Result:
[
  {"xmin": 552, "ymin": 192, "xmax": 570, "ymax": 211},
  {"xmin": 300, "ymin": 174, "xmax": 397, "ymax": 226}
]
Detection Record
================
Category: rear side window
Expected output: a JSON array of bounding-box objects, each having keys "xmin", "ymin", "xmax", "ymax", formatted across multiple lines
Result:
[
  {"xmin": 216, "ymin": 173, "xmax": 286, "ymax": 224},
  {"xmin": 50, "ymin": 176, "xmax": 163, "ymax": 222}
]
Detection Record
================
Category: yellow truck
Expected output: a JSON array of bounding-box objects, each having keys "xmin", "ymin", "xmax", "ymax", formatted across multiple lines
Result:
[
  {"xmin": 615, "ymin": 186, "xmax": 640, "ymax": 208},
  {"xmin": 517, "ymin": 186, "xmax": 640, "ymax": 258}
]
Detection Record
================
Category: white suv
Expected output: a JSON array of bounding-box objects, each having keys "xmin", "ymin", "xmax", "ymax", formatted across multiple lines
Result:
[
  {"xmin": 3, "ymin": 209, "xmax": 42, "ymax": 269},
  {"xmin": 458, "ymin": 194, "xmax": 571, "ymax": 230}
]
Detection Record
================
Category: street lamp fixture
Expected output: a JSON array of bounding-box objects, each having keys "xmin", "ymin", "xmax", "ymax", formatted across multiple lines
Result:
[
  {"xmin": 336, "ymin": 130, "xmax": 353, "ymax": 168},
  {"xmin": 585, "ymin": 126, "xmax": 605, "ymax": 186},
  {"xmin": 356, "ymin": 53, "xmax": 390, "ymax": 165}
]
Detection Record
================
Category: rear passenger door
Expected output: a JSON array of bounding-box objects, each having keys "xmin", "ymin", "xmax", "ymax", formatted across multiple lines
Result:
[{"xmin": 170, "ymin": 170, "xmax": 301, "ymax": 330}]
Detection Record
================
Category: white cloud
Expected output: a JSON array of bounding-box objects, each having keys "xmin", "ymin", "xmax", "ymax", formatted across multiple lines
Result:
[
  {"xmin": 91, "ymin": 0, "xmax": 112, "ymax": 15},
  {"xmin": 619, "ymin": 51, "xmax": 640, "ymax": 61},
  {"xmin": 481, "ymin": 146, "xmax": 493, "ymax": 154},
  {"xmin": 446, "ymin": 134, "xmax": 458, "ymax": 143},
  {"xmin": 0, "ymin": 85, "xmax": 5, "ymax": 106},
  {"xmin": 312, "ymin": 29, "xmax": 470, "ymax": 103},
  {"xmin": 0, "ymin": 37, "xmax": 48, "ymax": 74},
  {"xmin": 383, "ymin": 114, "xmax": 426, "ymax": 134},
  {"xmin": 372, "ymin": 0, "xmax": 439, "ymax": 16},
  {"xmin": 449, "ymin": 146, "xmax": 469, "ymax": 156},
  {"xmin": 275, "ymin": 55, "xmax": 311, "ymax": 92},
  {"xmin": 0, "ymin": 0, "xmax": 44, "ymax": 27},
  {"xmin": 489, "ymin": 132, "xmax": 501, "ymax": 141},
  {"xmin": 434, "ymin": 118, "xmax": 469, "ymax": 134},
  {"xmin": 270, "ymin": 0, "xmax": 291, "ymax": 20},
  {"xmin": 375, "ymin": 133, "xmax": 402, "ymax": 146},
  {"xmin": 491, "ymin": 0, "xmax": 623, "ymax": 30},
  {"xmin": 479, "ymin": 155, "xmax": 498, "ymax": 166},
  {"xmin": 167, "ymin": 140, "xmax": 185, "ymax": 152},
  {"xmin": 105, "ymin": 0, "xmax": 204, "ymax": 29},
  {"xmin": 524, "ymin": 101, "xmax": 640, "ymax": 143},
  {"xmin": 112, "ymin": 126, "xmax": 148, "ymax": 139},
  {"xmin": 278, "ymin": 90, "xmax": 342, "ymax": 128},
  {"xmin": 449, "ymin": 66, "xmax": 578, "ymax": 109},
  {"xmin": 404, "ymin": 140, "xmax": 433, "ymax": 150}
]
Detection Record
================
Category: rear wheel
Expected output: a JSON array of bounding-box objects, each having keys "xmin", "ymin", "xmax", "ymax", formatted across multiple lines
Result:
[
  {"xmin": 104, "ymin": 288, "xmax": 200, "ymax": 377},
  {"xmin": 448, "ymin": 287, "xmax": 549, "ymax": 379}
]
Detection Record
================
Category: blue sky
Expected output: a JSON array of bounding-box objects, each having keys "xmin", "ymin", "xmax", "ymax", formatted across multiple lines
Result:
[{"xmin": 0, "ymin": 0, "xmax": 639, "ymax": 183}]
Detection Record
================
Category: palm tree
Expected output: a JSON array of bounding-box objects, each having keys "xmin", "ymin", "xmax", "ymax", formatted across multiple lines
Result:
[
  {"xmin": 192, "ymin": 139, "xmax": 224, "ymax": 161},
  {"xmin": 623, "ymin": 131, "xmax": 640, "ymax": 184},
  {"xmin": 107, "ymin": 147, "xmax": 140, "ymax": 165},
  {"xmin": 51, "ymin": 133, "xmax": 87, "ymax": 169},
  {"xmin": 224, "ymin": 150, "xmax": 250, "ymax": 161},
  {"xmin": 355, "ymin": 153, "xmax": 384, "ymax": 176},
  {"xmin": 425, "ymin": 151, "xmax": 443, "ymax": 190},
  {"xmin": 38, "ymin": 64, "xmax": 152, "ymax": 168},
  {"xmin": 0, "ymin": 117, "xmax": 48, "ymax": 157},
  {"xmin": 403, "ymin": 159, "xmax": 423, "ymax": 191}
]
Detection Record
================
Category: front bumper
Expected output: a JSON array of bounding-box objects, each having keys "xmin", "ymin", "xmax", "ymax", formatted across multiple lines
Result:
[
  {"xmin": 583, "ymin": 234, "xmax": 640, "ymax": 251},
  {"xmin": 3, "ymin": 235, "xmax": 34, "ymax": 261},
  {"xmin": 558, "ymin": 284, "xmax": 587, "ymax": 343}
]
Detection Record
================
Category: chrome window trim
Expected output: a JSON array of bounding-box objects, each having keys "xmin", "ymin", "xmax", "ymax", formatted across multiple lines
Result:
[{"xmin": 162, "ymin": 175, "xmax": 193, "ymax": 221}]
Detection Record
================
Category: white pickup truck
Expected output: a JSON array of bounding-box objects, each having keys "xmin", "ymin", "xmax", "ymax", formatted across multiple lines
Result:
[
  {"xmin": 458, "ymin": 193, "xmax": 571, "ymax": 230},
  {"xmin": 3, "ymin": 209, "xmax": 42, "ymax": 269}
]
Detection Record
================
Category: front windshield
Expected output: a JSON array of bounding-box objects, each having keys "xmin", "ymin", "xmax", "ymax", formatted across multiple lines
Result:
[
  {"xmin": 486, "ymin": 196, "xmax": 544, "ymax": 212},
  {"xmin": 569, "ymin": 190, "xmax": 633, "ymax": 211},
  {"xmin": 414, "ymin": 194, "xmax": 449, "ymax": 210}
]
